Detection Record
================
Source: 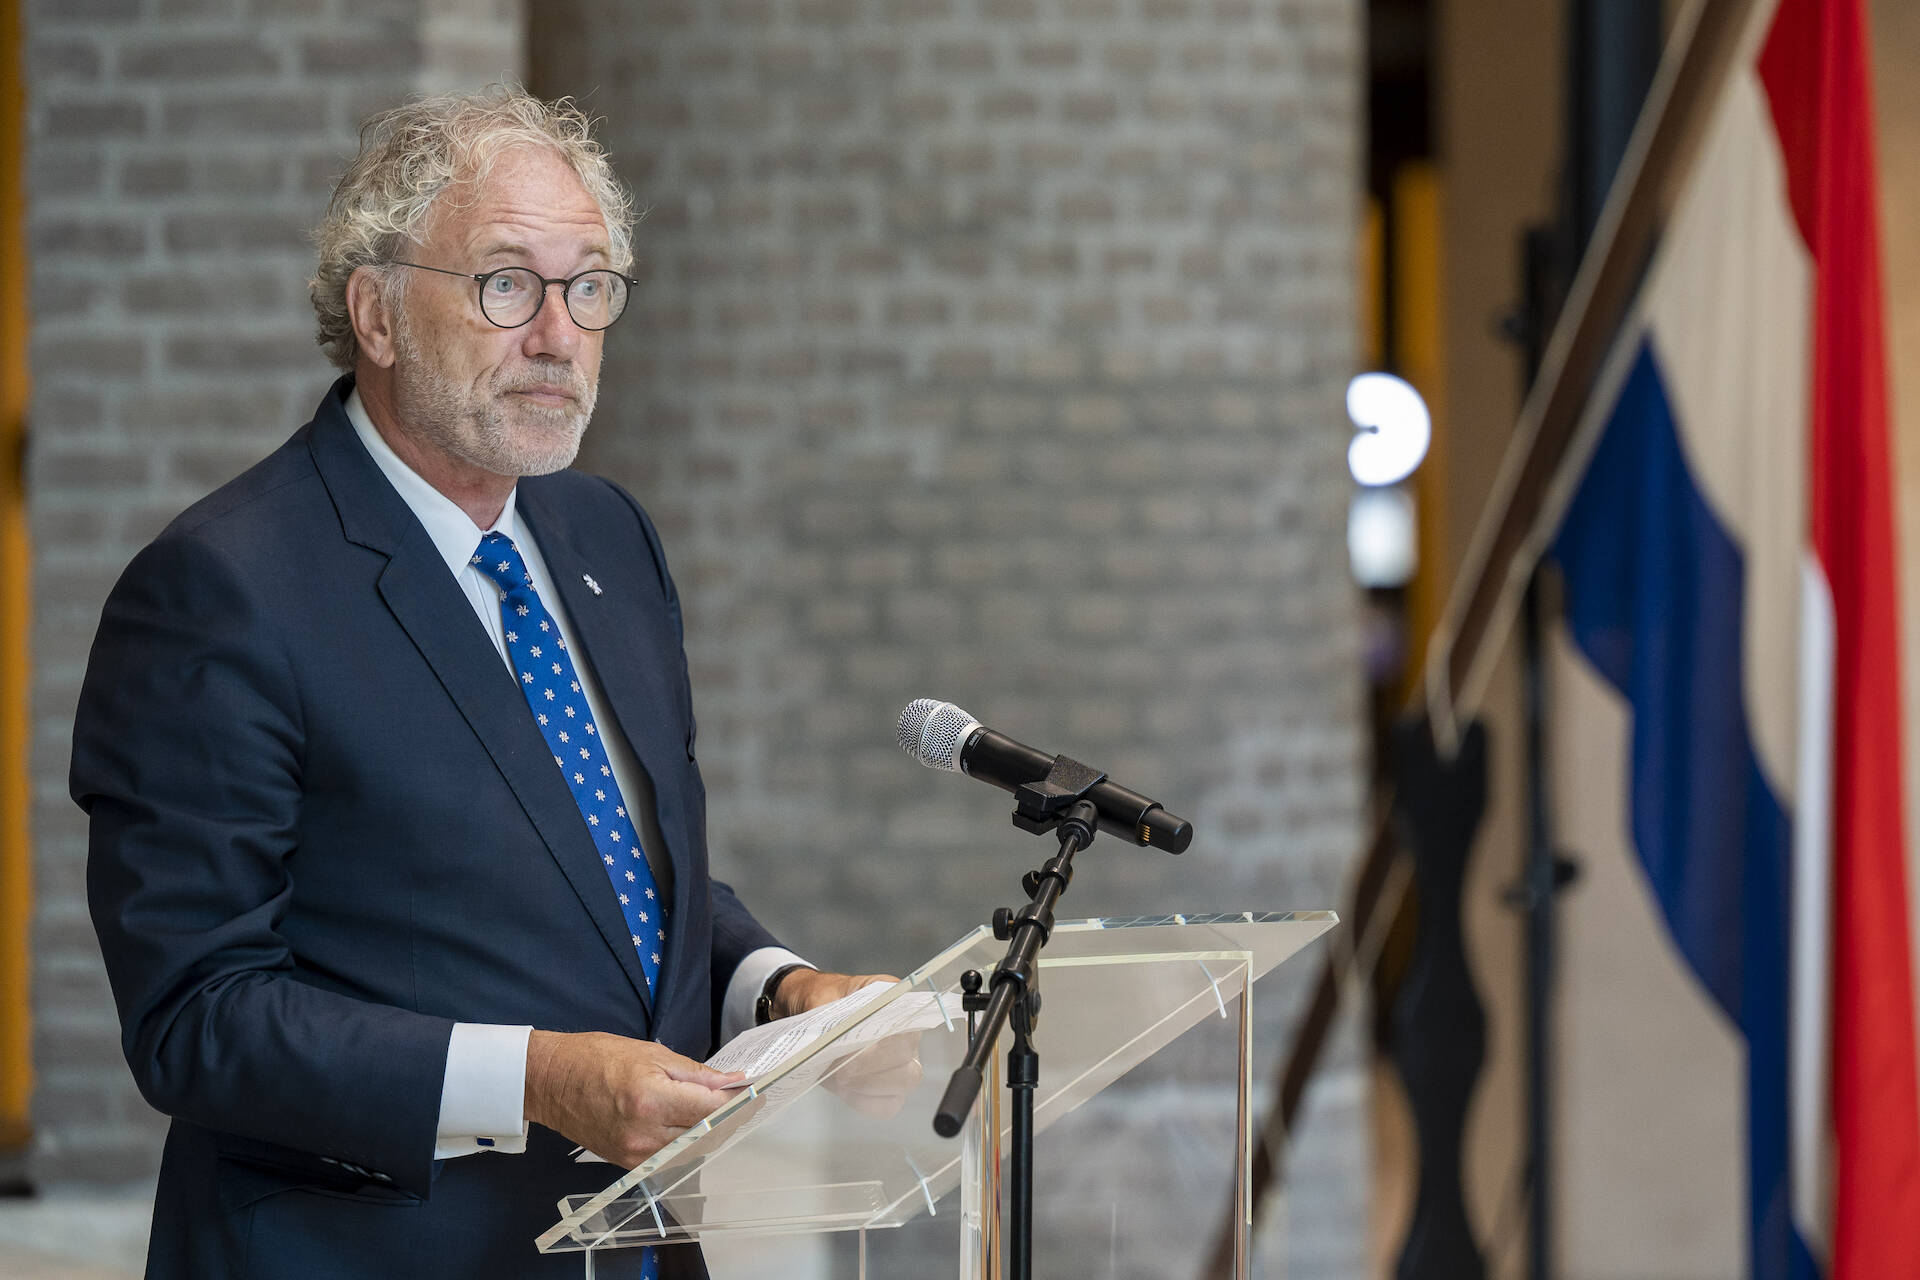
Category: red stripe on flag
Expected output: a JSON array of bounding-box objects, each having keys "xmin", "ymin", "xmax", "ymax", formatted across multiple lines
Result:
[{"xmin": 1758, "ymin": 0, "xmax": 1920, "ymax": 1271}]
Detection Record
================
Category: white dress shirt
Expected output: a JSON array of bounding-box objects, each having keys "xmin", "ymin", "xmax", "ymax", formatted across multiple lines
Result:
[{"xmin": 343, "ymin": 392, "xmax": 806, "ymax": 1160}]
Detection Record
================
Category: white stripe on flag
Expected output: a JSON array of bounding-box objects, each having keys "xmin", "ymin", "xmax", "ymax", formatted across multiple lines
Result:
[
  {"xmin": 1640, "ymin": 64, "xmax": 1812, "ymax": 811},
  {"xmin": 1792, "ymin": 555, "xmax": 1837, "ymax": 1261}
]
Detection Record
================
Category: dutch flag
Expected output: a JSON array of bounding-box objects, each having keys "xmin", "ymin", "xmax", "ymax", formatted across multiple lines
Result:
[{"xmin": 1545, "ymin": 0, "xmax": 1920, "ymax": 1274}]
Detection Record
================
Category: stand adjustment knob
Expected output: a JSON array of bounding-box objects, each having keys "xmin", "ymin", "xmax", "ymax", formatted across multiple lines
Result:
[
  {"xmin": 959, "ymin": 968, "xmax": 990, "ymax": 1012},
  {"xmin": 992, "ymin": 907, "xmax": 1014, "ymax": 940}
]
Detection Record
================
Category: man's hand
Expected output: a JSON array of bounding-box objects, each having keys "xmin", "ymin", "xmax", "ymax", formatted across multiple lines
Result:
[
  {"xmin": 524, "ymin": 1030, "xmax": 743, "ymax": 1169},
  {"xmin": 768, "ymin": 970, "xmax": 924, "ymax": 1118},
  {"xmin": 770, "ymin": 969, "xmax": 897, "ymax": 1020}
]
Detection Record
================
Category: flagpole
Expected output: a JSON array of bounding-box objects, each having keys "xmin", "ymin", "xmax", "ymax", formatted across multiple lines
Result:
[
  {"xmin": 1423, "ymin": 0, "xmax": 1760, "ymax": 739},
  {"xmin": 1513, "ymin": 8, "xmax": 1665, "ymax": 1275}
]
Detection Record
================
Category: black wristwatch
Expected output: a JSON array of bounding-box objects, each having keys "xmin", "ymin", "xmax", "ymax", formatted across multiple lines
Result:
[{"xmin": 755, "ymin": 963, "xmax": 813, "ymax": 1026}]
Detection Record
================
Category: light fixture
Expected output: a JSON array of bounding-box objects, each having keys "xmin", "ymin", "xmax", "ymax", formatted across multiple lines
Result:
[
  {"xmin": 1346, "ymin": 372, "xmax": 1431, "ymax": 487},
  {"xmin": 1348, "ymin": 487, "xmax": 1418, "ymax": 587}
]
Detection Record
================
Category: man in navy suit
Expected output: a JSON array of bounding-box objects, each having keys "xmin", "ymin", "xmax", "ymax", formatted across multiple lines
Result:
[{"xmin": 72, "ymin": 90, "xmax": 881, "ymax": 1278}]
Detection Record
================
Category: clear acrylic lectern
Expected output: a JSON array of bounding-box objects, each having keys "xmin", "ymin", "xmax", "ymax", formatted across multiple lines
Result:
[{"xmin": 536, "ymin": 910, "xmax": 1336, "ymax": 1278}]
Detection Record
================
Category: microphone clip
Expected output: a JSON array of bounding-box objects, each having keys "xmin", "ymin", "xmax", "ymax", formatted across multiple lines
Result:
[{"xmin": 1010, "ymin": 754, "xmax": 1107, "ymax": 838}]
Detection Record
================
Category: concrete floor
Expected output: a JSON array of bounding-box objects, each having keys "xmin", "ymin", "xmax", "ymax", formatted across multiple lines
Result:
[
  {"xmin": 0, "ymin": 1189, "xmax": 844, "ymax": 1278},
  {"xmin": 0, "ymin": 1189, "xmax": 150, "ymax": 1279},
  {"xmin": 0, "ymin": 1190, "xmax": 855, "ymax": 1278}
]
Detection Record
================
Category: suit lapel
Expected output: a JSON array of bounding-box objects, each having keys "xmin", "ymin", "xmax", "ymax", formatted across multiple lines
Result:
[
  {"xmin": 375, "ymin": 551, "xmax": 655, "ymax": 1014},
  {"xmin": 305, "ymin": 385, "xmax": 654, "ymax": 1015},
  {"xmin": 517, "ymin": 488, "xmax": 695, "ymax": 1007}
]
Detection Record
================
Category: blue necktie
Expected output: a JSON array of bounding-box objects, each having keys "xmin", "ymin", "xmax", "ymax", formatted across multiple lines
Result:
[{"xmin": 474, "ymin": 532, "xmax": 666, "ymax": 994}]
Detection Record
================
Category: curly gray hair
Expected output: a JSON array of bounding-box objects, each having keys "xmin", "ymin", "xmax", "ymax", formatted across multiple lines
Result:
[{"xmin": 309, "ymin": 87, "xmax": 635, "ymax": 370}]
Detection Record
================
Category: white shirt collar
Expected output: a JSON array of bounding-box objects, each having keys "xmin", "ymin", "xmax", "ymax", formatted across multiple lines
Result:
[{"xmin": 344, "ymin": 387, "xmax": 523, "ymax": 576}]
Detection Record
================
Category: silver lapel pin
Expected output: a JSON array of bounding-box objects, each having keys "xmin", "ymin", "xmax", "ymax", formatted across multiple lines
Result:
[{"xmin": 582, "ymin": 573, "xmax": 602, "ymax": 596}]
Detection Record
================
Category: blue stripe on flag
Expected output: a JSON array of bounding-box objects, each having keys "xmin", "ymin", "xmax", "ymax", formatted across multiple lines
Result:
[{"xmin": 1552, "ymin": 340, "xmax": 1816, "ymax": 1279}]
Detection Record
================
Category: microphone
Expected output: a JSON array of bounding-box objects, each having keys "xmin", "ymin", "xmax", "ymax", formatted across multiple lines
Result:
[{"xmin": 897, "ymin": 699, "xmax": 1192, "ymax": 854}]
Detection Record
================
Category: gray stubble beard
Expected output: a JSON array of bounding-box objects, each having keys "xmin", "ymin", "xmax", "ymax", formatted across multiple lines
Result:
[{"xmin": 390, "ymin": 309, "xmax": 599, "ymax": 479}]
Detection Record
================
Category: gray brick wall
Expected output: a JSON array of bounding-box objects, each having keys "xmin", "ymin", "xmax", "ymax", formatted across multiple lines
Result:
[
  {"xmin": 531, "ymin": 1, "xmax": 1370, "ymax": 1272},
  {"xmin": 24, "ymin": 0, "xmax": 524, "ymax": 1187},
  {"xmin": 23, "ymin": 0, "xmax": 1368, "ymax": 1267}
]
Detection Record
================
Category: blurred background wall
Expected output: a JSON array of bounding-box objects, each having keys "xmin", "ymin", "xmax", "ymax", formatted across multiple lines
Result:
[{"xmin": 527, "ymin": 3, "xmax": 1371, "ymax": 1273}]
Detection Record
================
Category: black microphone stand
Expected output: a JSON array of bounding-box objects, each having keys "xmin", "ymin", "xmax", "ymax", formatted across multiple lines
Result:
[{"xmin": 933, "ymin": 754, "xmax": 1109, "ymax": 1280}]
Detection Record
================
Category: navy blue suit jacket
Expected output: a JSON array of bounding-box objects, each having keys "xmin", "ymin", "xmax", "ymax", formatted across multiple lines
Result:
[{"xmin": 72, "ymin": 378, "xmax": 778, "ymax": 1278}]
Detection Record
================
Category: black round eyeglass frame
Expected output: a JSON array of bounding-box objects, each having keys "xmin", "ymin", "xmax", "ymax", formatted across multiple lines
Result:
[{"xmin": 382, "ymin": 260, "xmax": 641, "ymax": 331}]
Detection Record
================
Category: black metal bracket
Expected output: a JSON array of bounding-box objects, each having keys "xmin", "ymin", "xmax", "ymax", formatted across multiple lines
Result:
[{"xmin": 1011, "ymin": 753, "xmax": 1107, "ymax": 835}]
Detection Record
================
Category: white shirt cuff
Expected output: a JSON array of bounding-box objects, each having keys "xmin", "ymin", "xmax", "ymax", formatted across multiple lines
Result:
[
  {"xmin": 720, "ymin": 946, "xmax": 812, "ymax": 1046},
  {"xmin": 434, "ymin": 1022, "xmax": 533, "ymax": 1160}
]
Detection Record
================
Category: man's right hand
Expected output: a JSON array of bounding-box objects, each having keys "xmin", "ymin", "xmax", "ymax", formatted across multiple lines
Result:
[{"xmin": 524, "ymin": 1030, "xmax": 744, "ymax": 1169}]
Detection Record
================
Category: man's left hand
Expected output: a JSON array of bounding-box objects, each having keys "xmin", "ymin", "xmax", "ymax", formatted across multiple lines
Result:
[
  {"xmin": 771, "ymin": 968, "xmax": 896, "ymax": 1019},
  {"xmin": 771, "ymin": 969, "xmax": 923, "ymax": 1118}
]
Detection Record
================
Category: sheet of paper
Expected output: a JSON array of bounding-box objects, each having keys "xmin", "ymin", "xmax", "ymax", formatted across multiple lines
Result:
[
  {"xmin": 705, "ymin": 982, "xmax": 951, "ymax": 1078},
  {"xmin": 573, "ymin": 983, "xmax": 957, "ymax": 1163}
]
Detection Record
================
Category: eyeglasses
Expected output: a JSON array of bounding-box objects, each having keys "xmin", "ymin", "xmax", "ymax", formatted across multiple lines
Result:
[{"xmin": 383, "ymin": 260, "xmax": 638, "ymax": 331}]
